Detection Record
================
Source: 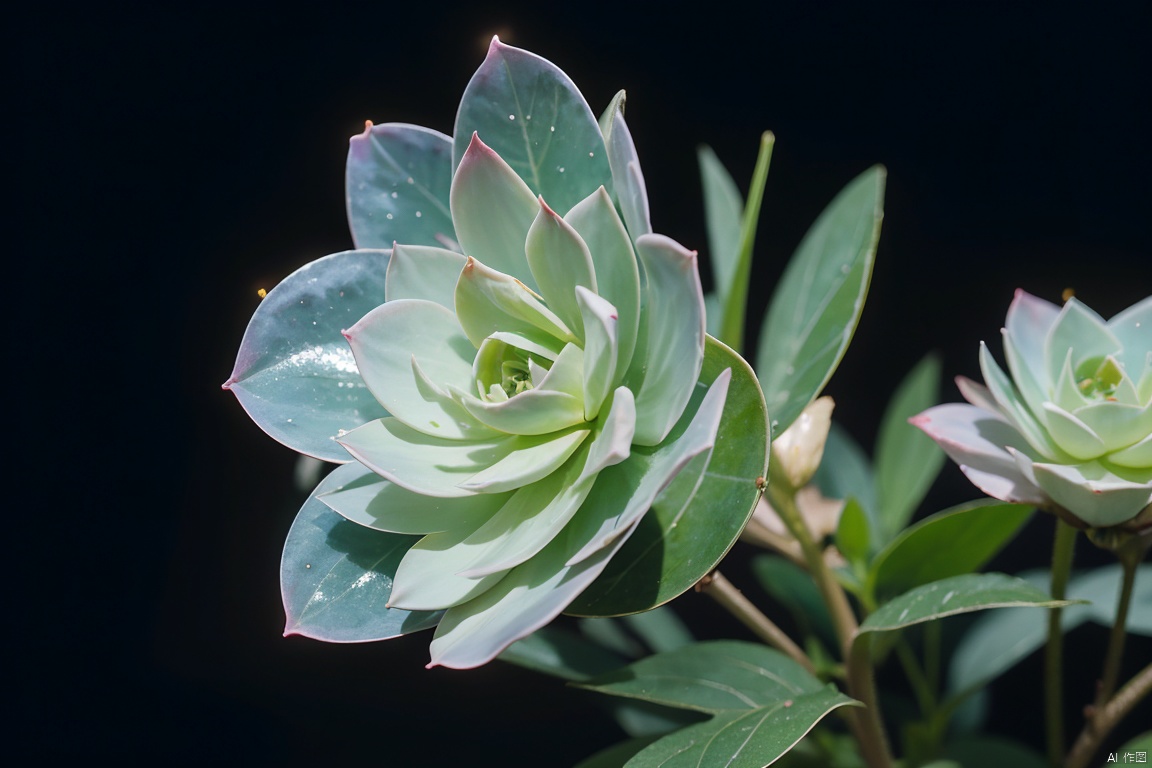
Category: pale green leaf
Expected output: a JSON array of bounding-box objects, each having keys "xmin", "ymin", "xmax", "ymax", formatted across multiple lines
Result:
[
  {"xmin": 280, "ymin": 462, "xmax": 441, "ymax": 641},
  {"xmin": 873, "ymin": 354, "xmax": 945, "ymax": 541},
  {"xmin": 346, "ymin": 123, "xmax": 455, "ymax": 250},
  {"xmin": 454, "ymin": 38, "xmax": 612, "ymax": 216},
  {"xmin": 757, "ymin": 166, "xmax": 885, "ymax": 439},
  {"xmin": 224, "ymin": 250, "xmax": 391, "ymax": 462}
]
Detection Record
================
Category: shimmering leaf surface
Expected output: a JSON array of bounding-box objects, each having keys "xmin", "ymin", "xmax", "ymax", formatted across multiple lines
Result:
[
  {"xmin": 224, "ymin": 250, "xmax": 391, "ymax": 462},
  {"xmin": 454, "ymin": 38, "xmax": 612, "ymax": 216},
  {"xmin": 571, "ymin": 337, "xmax": 768, "ymax": 615},
  {"xmin": 346, "ymin": 123, "xmax": 455, "ymax": 250},
  {"xmin": 281, "ymin": 462, "xmax": 441, "ymax": 641},
  {"xmin": 757, "ymin": 166, "xmax": 884, "ymax": 439}
]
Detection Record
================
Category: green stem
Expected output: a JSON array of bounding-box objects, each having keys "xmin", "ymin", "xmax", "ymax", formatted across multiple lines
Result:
[
  {"xmin": 1045, "ymin": 520, "xmax": 1077, "ymax": 766},
  {"xmin": 895, "ymin": 638, "xmax": 935, "ymax": 721},
  {"xmin": 767, "ymin": 482, "xmax": 892, "ymax": 768},
  {"xmin": 1094, "ymin": 547, "xmax": 1139, "ymax": 709},
  {"xmin": 700, "ymin": 570, "xmax": 814, "ymax": 674},
  {"xmin": 718, "ymin": 131, "xmax": 774, "ymax": 351},
  {"xmin": 1066, "ymin": 662, "xmax": 1152, "ymax": 768}
]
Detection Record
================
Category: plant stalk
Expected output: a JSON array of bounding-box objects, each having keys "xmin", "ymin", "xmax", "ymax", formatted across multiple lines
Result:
[
  {"xmin": 1045, "ymin": 519, "xmax": 1076, "ymax": 766},
  {"xmin": 1094, "ymin": 545, "xmax": 1140, "ymax": 710},
  {"xmin": 699, "ymin": 570, "xmax": 814, "ymax": 673},
  {"xmin": 1065, "ymin": 662, "xmax": 1152, "ymax": 768},
  {"xmin": 767, "ymin": 482, "xmax": 892, "ymax": 768}
]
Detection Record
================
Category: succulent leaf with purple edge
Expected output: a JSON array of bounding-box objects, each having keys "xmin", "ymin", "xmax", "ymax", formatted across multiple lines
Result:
[
  {"xmin": 912, "ymin": 290, "xmax": 1152, "ymax": 531},
  {"xmin": 224, "ymin": 38, "xmax": 769, "ymax": 669}
]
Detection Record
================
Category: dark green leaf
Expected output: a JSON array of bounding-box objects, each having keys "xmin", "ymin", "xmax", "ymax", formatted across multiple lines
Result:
[
  {"xmin": 623, "ymin": 606, "xmax": 695, "ymax": 654},
  {"xmin": 579, "ymin": 640, "xmax": 826, "ymax": 714},
  {"xmin": 624, "ymin": 691, "xmax": 858, "ymax": 768},
  {"xmin": 224, "ymin": 250, "xmax": 391, "ymax": 462},
  {"xmin": 873, "ymin": 354, "xmax": 944, "ymax": 542},
  {"xmin": 499, "ymin": 625, "xmax": 627, "ymax": 681},
  {"xmin": 576, "ymin": 737, "xmax": 662, "ymax": 768},
  {"xmin": 571, "ymin": 337, "xmax": 768, "ymax": 615},
  {"xmin": 756, "ymin": 167, "xmax": 885, "ymax": 439},
  {"xmin": 280, "ymin": 463, "xmax": 440, "ymax": 641},
  {"xmin": 868, "ymin": 500, "xmax": 1033, "ymax": 600},
  {"xmin": 859, "ymin": 573, "xmax": 1076, "ymax": 636},
  {"xmin": 836, "ymin": 498, "xmax": 871, "ymax": 570}
]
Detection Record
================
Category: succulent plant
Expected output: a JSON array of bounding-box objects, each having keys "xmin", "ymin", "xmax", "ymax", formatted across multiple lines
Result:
[
  {"xmin": 224, "ymin": 38, "xmax": 767, "ymax": 668},
  {"xmin": 913, "ymin": 289, "xmax": 1152, "ymax": 530}
]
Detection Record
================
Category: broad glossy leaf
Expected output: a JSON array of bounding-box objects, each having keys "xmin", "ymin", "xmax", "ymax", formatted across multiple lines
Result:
[
  {"xmin": 751, "ymin": 555, "xmax": 838, "ymax": 649},
  {"xmin": 570, "ymin": 336, "xmax": 768, "ymax": 615},
  {"xmin": 756, "ymin": 166, "xmax": 885, "ymax": 439},
  {"xmin": 873, "ymin": 354, "xmax": 944, "ymax": 541},
  {"xmin": 454, "ymin": 38, "xmax": 612, "ymax": 216},
  {"xmin": 858, "ymin": 573, "xmax": 1074, "ymax": 636},
  {"xmin": 697, "ymin": 145, "xmax": 743, "ymax": 310},
  {"xmin": 346, "ymin": 123, "xmax": 455, "ymax": 250},
  {"xmin": 580, "ymin": 640, "xmax": 827, "ymax": 714},
  {"xmin": 224, "ymin": 250, "xmax": 391, "ymax": 462},
  {"xmin": 280, "ymin": 462, "xmax": 441, "ymax": 641},
  {"xmin": 867, "ymin": 500, "xmax": 1033, "ymax": 600},
  {"xmin": 624, "ymin": 691, "xmax": 858, "ymax": 768}
]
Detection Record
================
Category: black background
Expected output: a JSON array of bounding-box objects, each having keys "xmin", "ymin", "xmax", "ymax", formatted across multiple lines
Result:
[{"xmin": 14, "ymin": 2, "xmax": 1150, "ymax": 764}]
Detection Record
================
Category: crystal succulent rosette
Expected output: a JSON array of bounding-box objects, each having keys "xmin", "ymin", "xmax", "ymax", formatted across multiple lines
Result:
[
  {"xmin": 224, "ymin": 39, "xmax": 767, "ymax": 668},
  {"xmin": 913, "ymin": 290, "xmax": 1152, "ymax": 531}
]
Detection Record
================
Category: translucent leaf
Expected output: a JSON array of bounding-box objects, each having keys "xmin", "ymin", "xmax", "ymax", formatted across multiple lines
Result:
[
  {"xmin": 224, "ymin": 250, "xmax": 391, "ymax": 462},
  {"xmin": 757, "ymin": 166, "xmax": 885, "ymax": 439},
  {"xmin": 346, "ymin": 123, "xmax": 455, "ymax": 250},
  {"xmin": 873, "ymin": 354, "xmax": 944, "ymax": 542},
  {"xmin": 280, "ymin": 462, "xmax": 441, "ymax": 641},
  {"xmin": 570, "ymin": 336, "xmax": 768, "ymax": 615},
  {"xmin": 454, "ymin": 38, "xmax": 612, "ymax": 216}
]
